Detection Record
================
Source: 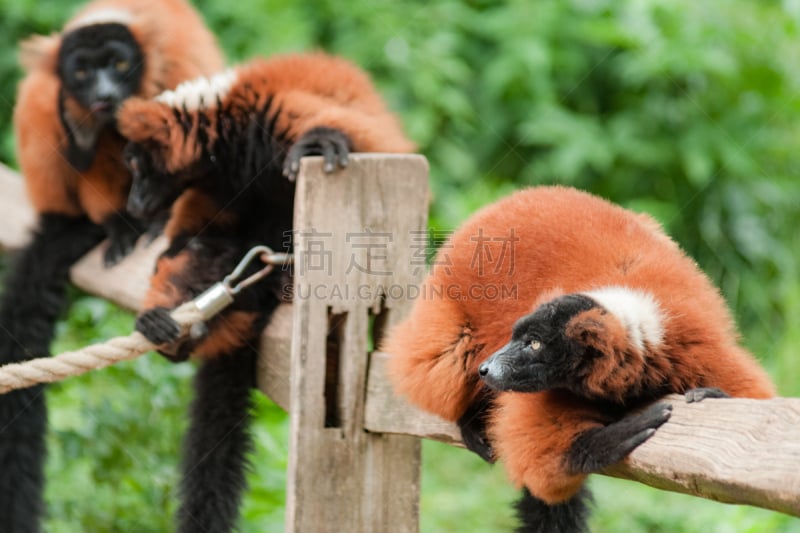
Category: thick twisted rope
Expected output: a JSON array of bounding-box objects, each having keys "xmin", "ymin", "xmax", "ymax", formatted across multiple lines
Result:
[
  {"xmin": 0, "ymin": 302, "xmax": 204, "ymax": 394},
  {"xmin": 0, "ymin": 245, "xmax": 287, "ymax": 395}
]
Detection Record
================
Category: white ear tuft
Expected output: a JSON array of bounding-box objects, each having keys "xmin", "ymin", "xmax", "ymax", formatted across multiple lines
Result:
[
  {"xmin": 582, "ymin": 287, "xmax": 664, "ymax": 352},
  {"xmin": 66, "ymin": 9, "xmax": 135, "ymax": 30},
  {"xmin": 155, "ymin": 69, "xmax": 238, "ymax": 111}
]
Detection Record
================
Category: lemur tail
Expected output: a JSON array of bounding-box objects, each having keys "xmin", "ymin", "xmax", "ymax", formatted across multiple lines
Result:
[
  {"xmin": 514, "ymin": 486, "xmax": 593, "ymax": 533},
  {"xmin": 0, "ymin": 213, "xmax": 104, "ymax": 533},
  {"xmin": 176, "ymin": 346, "xmax": 257, "ymax": 533}
]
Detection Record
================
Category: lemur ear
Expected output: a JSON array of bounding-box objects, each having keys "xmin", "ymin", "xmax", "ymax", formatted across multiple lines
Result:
[
  {"xmin": 117, "ymin": 98, "xmax": 173, "ymax": 146},
  {"xmin": 565, "ymin": 308, "xmax": 628, "ymax": 358},
  {"xmin": 18, "ymin": 33, "xmax": 61, "ymax": 73},
  {"xmin": 565, "ymin": 313, "xmax": 606, "ymax": 349}
]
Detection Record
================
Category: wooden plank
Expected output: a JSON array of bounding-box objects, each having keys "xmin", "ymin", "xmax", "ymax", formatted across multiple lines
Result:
[
  {"xmin": 70, "ymin": 236, "xmax": 167, "ymax": 311},
  {"xmin": 365, "ymin": 352, "xmax": 800, "ymax": 518},
  {"xmin": 365, "ymin": 351, "xmax": 462, "ymax": 446},
  {"xmin": 0, "ymin": 163, "xmax": 36, "ymax": 250},
  {"xmin": 0, "ymin": 161, "xmax": 162, "ymax": 310},
  {"xmin": 256, "ymin": 303, "xmax": 292, "ymax": 411},
  {"xmin": 286, "ymin": 154, "xmax": 429, "ymax": 533},
  {"xmin": 605, "ymin": 395, "xmax": 800, "ymax": 516}
]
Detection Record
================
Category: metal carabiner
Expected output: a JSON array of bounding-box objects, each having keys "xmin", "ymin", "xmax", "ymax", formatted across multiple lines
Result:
[
  {"xmin": 192, "ymin": 245, "xmax": 290, "ymax": 320},
  {"xmin": 224, "ymin": 245, "xmax": 277, "ymax": 295}
]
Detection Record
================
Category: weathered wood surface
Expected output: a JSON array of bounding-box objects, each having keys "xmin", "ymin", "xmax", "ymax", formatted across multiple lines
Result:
[
  {"xmin": 71, "ymin": 236, "xmax": 167, "ymax": 311},
  {"xmin": 286, "ymin": 154, "xmax": 429, "ymax": 533},
  {"xmin": 605, "ymin": 395, "xmax": 800, "ymax": 516},
  {"xmin": 0, "ymin": 163, "xmax": 35, "ymax": 250},
  {"xmin": 364, "ymin": 351, "xmax": 462, "ymax": 446},
  {"xmin": 1, "ymin": 160, "xmax": 798, "ymax": 520}
]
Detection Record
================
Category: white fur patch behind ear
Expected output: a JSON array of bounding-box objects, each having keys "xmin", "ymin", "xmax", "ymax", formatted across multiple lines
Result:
[
  {"xmin": 155, "ymin": 69, "xmax": 238, "ymax": 110},
  {"xmin": 583, "ymin": 287, "xmax": 664, "ymax": 352}
]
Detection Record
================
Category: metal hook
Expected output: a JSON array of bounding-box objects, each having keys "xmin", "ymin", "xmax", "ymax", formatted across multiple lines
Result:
[
  {"xmin": 192, "ymin": 245, "xmax": 293, "ymax": 320},
  {"xmin": 223, "ymin": 245, "xmax": 276, "ymax": 295}
]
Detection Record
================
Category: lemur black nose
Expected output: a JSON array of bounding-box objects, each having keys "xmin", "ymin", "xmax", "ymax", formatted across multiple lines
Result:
[{"xmin": 478, "ymin": 363, "xmax": 489, "ymax": 376}]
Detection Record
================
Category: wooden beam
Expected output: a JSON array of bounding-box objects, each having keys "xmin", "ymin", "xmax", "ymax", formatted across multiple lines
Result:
[
  {"xmin": 364, "ymin": 351, "xmax": 462, "ymax": 446},
  {"xmin": 363, "ymin": 349, "xmax": 800, "ymax": 517},
  {"xmin": 604, "ymin": 395, "xmax": 800, "ymax": 516},
  {"xmin": 70, "ymin": 236, "xmax": 167, "ymax": 311},
  {"xmin": 0, "ymin": 163, "xmax": 35, "ymax": 250}
]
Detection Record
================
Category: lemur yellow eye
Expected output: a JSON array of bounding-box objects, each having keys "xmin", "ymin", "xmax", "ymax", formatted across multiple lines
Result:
[
  {"xmin": 530, "ymin": 339, "xmax": 542, "ymax": 351},
  {"xmin": 75, "ymin": 69, "xmax": 87, "ymax": 80},
  {"xmin": 116, "ymin": 60, "xmax": 129, "ymax": 72}
]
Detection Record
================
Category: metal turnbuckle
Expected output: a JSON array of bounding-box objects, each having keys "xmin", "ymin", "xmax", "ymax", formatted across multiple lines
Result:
[{"xmin": 192, "ymin": 245, "xmax": 294, "ymax": 320}]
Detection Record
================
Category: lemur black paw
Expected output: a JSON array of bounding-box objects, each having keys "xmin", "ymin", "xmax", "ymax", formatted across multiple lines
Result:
[
  {"xmin": 460, "ymin": 422, "xmax": 495, "ymax": 463},
  {"xmin": 567, "ymin": 402, "xmax": 672, "ymax": 474},
  {"xmin": 102, "ymin": 212, "xmax": 144, "ymax": 267},
  {"xmin": 158, "ymin": 344, "xmax": 191, "ymax": 363},
  {"xmin": 457, "ymin": 393, "xmax": 496, "ymax": 463},
  {"xmin": 283, "ymin": 127, "xmax": 352, "ymax": 181},
  {"xmin": 685, "ymin": 387, "xmax": 730, "ymax": 403},
  {"xmin": 137, "ymin": 307, "xmax": 182, "ymax": 345},
  {"xmin": 143, "ymin": 211, "xmax": 169, "ymax": 244},
  {"xmin": 104, "ymin": 234, "xmax": 139, "ymax": 266}
]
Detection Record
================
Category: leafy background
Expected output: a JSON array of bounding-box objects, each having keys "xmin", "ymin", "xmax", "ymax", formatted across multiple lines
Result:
[{"xmin": 1, "ymin": 0, "xmax": 800, "ymax": 531}]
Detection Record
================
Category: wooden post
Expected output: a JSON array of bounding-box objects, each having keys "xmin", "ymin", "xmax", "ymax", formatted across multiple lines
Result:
[{"xmin": 286, "ymin": 154, "xmax": 430, "ymax": 533}]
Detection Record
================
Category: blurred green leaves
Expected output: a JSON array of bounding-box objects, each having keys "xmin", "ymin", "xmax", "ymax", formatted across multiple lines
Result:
[{"xmin": 2, "ymin": 0, "xmax": 800, "ymax": 531}]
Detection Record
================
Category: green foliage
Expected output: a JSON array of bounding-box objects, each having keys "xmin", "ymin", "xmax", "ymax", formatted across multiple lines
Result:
[
  {"xmin": 44, "ymin": 293, "xmax": 290, "ymax": 532},
  {"xmin": 1, "ymin": 0, "xmax": 799, "ymax": 531},
  {"xmin": 46, "ymin": 296, "xmax": 188, "ymax": 532},
  {"xmin": 0, "ymin": 0, "xmax": 76, "ymax": 166}
]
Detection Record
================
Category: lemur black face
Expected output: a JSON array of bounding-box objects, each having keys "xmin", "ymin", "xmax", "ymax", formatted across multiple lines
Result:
[
  {"xmin": 124, "ymin": 143, "xmax": 182, "ymax": 220},
  {"xmin": 479, "ymin": 294, "xmax": 597, "ymax": 393},
  {"xmin": 58, "ymin": 23, "xmax": 144, "ymax": 120}
]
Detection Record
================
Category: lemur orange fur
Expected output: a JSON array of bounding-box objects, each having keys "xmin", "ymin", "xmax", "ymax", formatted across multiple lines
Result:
[
  {"xmin": 384, "ymin": 186, "xmax": 774, "ymax": 504},
  {"xmin": 118, "ymin": 52, "xmax": 415, "ymax": 359},
  {"xmin": 120, "ymin": 52, "xmax": 415, "ymax": 172},
  {"xmin": 14, "ymin": 0, "xmax": 224, "ymax": 224}
]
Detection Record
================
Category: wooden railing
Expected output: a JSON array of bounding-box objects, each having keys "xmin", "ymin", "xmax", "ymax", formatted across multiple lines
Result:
[{"xmin": 0, "ymin": 157, "xmax": 798, "ymax": 532}]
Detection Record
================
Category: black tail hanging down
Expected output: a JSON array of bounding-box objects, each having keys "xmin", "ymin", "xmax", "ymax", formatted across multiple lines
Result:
[
  {"xmin": 176, "ymin": 346, "xmax": 257, "ymax": 533},
  {"xmin": 514, "ymin": 486, "xmax": 593, "ymax": 533},
  {"xmin": 0, "ymin": 213, "xmax": 104, "ymax": 533}
]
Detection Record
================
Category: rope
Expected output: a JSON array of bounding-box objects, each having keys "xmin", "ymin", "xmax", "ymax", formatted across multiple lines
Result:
[
  {"xmin": 0, "ymin": 302, "xmax": 204, "ymax": 394},
  {"xmin": 0, "ymin": 244, "xmax": 289, "ymax": 394}
]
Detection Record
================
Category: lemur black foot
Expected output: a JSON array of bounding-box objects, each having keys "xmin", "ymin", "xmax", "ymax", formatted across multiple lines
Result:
[
  {"xmin": 685, "ymin": 387, "xmax": 730, "ymax": 403},
  {"xmin": 567, "ymin": 403, "xmax": 672, "ymax": 474},
  {"xmin": 102, "ymin": 211, "xmax": 144, "ymax": 267},
  {"xmin": 457, "ymin": 393, "xmax": 496, "ymax": 463},
  {"xmin": 137, "ymin": 307, "xmax": 182, "ymax": 343},
  {"xmin": 136, "ymin": 307, "xmax": 190, "ymax": 363},
  {"xmin": 283, "ymin": 127, "xmax": 351, "ymax": 181},
  {"xmin": 144, "ymin": 210, "xmax": 170, "ymax": 243}
]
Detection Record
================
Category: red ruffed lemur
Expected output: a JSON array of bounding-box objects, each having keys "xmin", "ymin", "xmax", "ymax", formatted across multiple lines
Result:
[
  {"xmin": 2, "ymin": 1, "xmax": 223, "ymax": 530},
  {"xmin": 383, "ymin": 186, "xmax": 775, "ymax": 533},
  {"xmin": 116, "ymin": 52, "xmax": 415, "ymax": 532}
]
